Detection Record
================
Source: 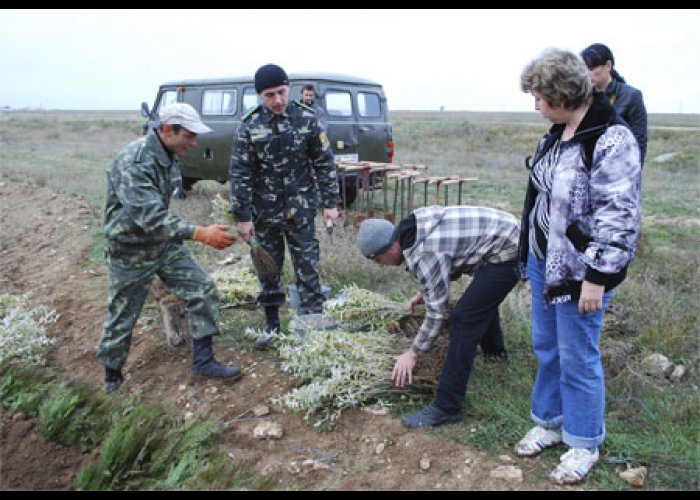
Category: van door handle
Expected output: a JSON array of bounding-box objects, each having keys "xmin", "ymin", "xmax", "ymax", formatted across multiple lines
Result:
[{"xmin": 360, "ymin": 126, "xmax": 371, "ymax": 132}]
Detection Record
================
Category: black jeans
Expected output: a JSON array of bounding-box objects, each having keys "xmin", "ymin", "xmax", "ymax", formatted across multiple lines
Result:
[{"xmin": 434, "ymin": 260, "xmax": 519, "ymax": 414}]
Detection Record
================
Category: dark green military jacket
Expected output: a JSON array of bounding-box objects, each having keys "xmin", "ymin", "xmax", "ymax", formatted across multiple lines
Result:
[
  {"xmin": 104, "ymin": 129, "xmax": 196, "ymax": 247},
  {"xmin": 229, "ymin": 100, "xmax": 338, "ymax": 224}
]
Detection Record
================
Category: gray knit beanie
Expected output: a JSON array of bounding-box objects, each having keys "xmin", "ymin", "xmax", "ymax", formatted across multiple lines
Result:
[{"xmin": 357, "ymin": 218, "xmax": 397, "ymax": 259}]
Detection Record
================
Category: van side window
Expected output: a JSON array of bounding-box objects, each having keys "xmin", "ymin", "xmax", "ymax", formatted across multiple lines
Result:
[
  {"xmin": 326, "ymin": 91, "xmax": 353, "ymax": 117},
  {"xmin": 358, "ymin": 92, "xmax": 381, "ymax": 118},
  {"xmin": 202, "ymin": 89, "xmax": 237, "ymax": 116},
  {"xmin": 243, "ymin": 87, "xmax": 260, "ymax": 114},
  {"xmin": 157, "ymin": 90, "xmax": 178, "ymax": 114}
]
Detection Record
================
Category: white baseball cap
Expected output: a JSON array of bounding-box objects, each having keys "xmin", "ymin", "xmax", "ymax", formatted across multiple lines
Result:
[{"xmin": 158, "ymin": 102, "xmax": 212, "ymax": 134}]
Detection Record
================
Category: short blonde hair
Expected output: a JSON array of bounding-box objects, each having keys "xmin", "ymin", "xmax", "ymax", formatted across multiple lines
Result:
[{"xmin": 520, "ymin": 48, "xmax": 592, "ymax": 110}]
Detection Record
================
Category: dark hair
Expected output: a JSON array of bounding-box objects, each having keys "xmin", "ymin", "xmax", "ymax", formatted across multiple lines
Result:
[
  {"xmin": 581, "ymin": 43, "xmax": 626, "ymax": 83},
  {"xmin": 301, "ymin": 84, "xmax": 316, "ymax": 94}
]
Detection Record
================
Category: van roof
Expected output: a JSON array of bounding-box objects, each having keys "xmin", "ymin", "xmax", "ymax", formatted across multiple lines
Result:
[{"xmin": 160, "ymin": 72, "xmax": 382, "ymax": 88}]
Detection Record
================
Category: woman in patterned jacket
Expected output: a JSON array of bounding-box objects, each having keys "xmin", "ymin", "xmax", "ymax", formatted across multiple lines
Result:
[{"xmin": 515, "ymin": 48, "xmax": 642, "ymax": 485}]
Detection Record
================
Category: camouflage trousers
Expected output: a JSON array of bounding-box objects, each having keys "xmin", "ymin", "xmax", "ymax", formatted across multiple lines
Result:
[
  {"xmin": 97, "ymin": 241, "xmax": 220, "ymax": 370},
  {"xmin": 255, "ymin": 218, "xmax": 324, "ymax": 313}
]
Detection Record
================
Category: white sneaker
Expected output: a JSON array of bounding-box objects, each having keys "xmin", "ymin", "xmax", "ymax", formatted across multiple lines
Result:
[
  {"xmin": 515, "ymin": 425, "xmax": 563, "ymax": 456},
  {"xmin": 550, "ymin": 447, "xmax": 600, "ymax": 484}
]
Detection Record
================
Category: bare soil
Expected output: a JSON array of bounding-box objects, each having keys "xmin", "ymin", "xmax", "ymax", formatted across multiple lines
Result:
[{"xmin": 0, "ymin": 181, "xmax": 569, "ymax": 491}]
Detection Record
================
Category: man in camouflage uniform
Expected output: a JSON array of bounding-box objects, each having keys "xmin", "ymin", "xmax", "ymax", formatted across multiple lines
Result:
[
  {"xmin": 97, "ymin": 102, "xmax": 242, "ymax": 394},
  {"xmin": 300, "ymin": 84, "xmax": 327, "ymax": 124},
  {"xmin": 230, "ymin": 64, "xmax": 340, "ymax": 349}
]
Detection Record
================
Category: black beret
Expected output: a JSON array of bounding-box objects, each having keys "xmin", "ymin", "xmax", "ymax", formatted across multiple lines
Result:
[{"xmin": 254, "ymin": 64, "xmax": 289, "ymax": 93}]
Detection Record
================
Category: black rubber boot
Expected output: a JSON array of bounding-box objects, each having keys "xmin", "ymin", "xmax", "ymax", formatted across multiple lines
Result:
[
  {"xmin": 104, "ymin": 367, "xmax": 124, "ymax": 394},
  {"xmin": 256, "ymin": 306, "xmax": 281, "ymax": 350},
  {"xmin": 191, "ymin": 336, "xmax": 242, "ymax": 380}
]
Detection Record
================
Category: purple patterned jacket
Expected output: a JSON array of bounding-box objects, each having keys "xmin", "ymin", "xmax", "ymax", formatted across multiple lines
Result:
[{"xmin": 518, "ymin": 92, "xmax": 642, "ymax": 304}]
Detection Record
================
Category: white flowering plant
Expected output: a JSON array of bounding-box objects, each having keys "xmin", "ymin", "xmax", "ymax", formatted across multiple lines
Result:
[
  {"xmin": 211, "ymin": 266, "xmax": 259, "ymax": 305},
  {"xmin": 0, "ymin": 292, "xmax": 59, "ymax": 366},
  {"xmin": 244, "ymin": 284, "xmax": 414, "ymax": 429},
  {"xmin": 322, "ymin": 284, "xmax": 406, "ymax": 333}
]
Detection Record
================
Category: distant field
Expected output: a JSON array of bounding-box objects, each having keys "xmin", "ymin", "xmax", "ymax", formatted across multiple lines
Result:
[
  {"xmin": 391, "ymin": 109, "xmax": 700, "ymax": 128},
  {"xmin": 4, "ymin": 108, "xmax": 698, "ymax": 124}
]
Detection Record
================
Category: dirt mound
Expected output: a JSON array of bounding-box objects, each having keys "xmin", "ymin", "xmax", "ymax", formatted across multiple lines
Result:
[{"xmin": 0, "ymin": 181, "xmax": 564, "ymax": 490}]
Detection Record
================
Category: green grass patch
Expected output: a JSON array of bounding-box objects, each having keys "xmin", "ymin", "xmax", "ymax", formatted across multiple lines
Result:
[
  {"xmin": 1, "ymin": 365, "xmax": 110, "ymax": 447},
  {"xmin": 0, "ymin": 362, "xmax": 272, "ymax": 491},
  {"xmin": 0, "ymin": 363, "xmax": 55, "ymax": 416},
  {"xmin": 614, "ymin": 227, "xmax": 699, "ymax": 359},
  {"xmin": 601, "ymin": 382, "xmax": 700, "ymax": 490},
  {"xmin": 76, "ymin": 401, "xmax": 226, "ymax": 490},
  {"xmin": 39, "ymin": 382, "xmax": 112, "ymax": 447}
]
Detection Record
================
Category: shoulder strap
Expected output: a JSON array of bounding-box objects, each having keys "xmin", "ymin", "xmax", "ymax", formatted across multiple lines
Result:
[
  {"xmin": 294, "ymin": 99, "xmax": 315, "ymax": 114},
  {"xmin": 582, "ymin": 134, "xmax": 600, "ymax": 170},
  {"xmin": 581, "ymin": 110, "xmax": 628, "ymax": 170},
  {"xmin": 241, "ymin": 104, "xmax": 261, "ymax": 122}
]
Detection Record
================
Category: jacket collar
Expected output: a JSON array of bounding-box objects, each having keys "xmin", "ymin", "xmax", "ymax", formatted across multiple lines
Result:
[
  {"xmin": 604, "ymin": 79, "xmax": 620, "ymax": 99},
  {"xmin": 259, "ymin": 103, "xmax": 291, "ymax": 124},
  {"xmin": 546, "ymin": 92, "xmax": 617, "ymax": 144},
  {"xmin": 149, "ymin": 129, "xmax": 174, "ymax": 167}
]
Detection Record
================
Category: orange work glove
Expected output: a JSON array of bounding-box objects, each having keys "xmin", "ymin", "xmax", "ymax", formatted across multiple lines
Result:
[{"xmin": 193, "ymin": 224, "xmax": 235, "ymax": 250}]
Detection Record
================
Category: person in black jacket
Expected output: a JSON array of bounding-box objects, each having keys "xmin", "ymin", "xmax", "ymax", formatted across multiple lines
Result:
[{"xmin": 581, "ymin": 43, "xmax": 648, "ymax": 165}]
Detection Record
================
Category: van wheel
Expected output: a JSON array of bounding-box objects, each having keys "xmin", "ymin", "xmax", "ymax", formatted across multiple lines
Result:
[{"xmin": 182, "ymin": 176, "xmax": 199, "ymax": 191}]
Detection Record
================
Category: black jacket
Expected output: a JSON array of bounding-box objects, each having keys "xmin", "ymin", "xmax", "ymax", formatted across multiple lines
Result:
[{"xmin": 605, "ymin": 79, "xmax": 647, "ymax": 165}]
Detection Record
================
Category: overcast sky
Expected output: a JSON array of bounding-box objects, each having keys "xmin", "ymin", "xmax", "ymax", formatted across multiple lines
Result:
[{"xmin": 2, "ymin": 9, "xmax": 699, "ymax": 114}]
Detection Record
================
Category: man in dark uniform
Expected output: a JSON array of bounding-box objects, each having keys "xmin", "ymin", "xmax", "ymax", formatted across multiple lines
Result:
[
  {"xmin": 97, "ymin": 102, "xmax": 242, "ymax": 394},
  {"xmin": 300, "ymin": 84, "xmax": 326, "ymax": 124},
  {"xmin": 300, "ymin": 84, "xmax": 326, "ymax": 212},
  {"xmin": 230, "ymin": 64, "xmax": 340, "ymax": 349}
]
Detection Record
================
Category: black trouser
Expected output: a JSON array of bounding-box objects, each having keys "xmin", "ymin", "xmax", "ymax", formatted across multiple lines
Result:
[{"xmin": 434, "ymin": 260, "xmax": 519, "ymax": 414}]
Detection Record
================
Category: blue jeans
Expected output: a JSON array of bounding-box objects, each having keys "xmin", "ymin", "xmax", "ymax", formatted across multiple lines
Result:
[{"xmin": 526, "ymin": 253, "xmax": 612, "ymax": 449}]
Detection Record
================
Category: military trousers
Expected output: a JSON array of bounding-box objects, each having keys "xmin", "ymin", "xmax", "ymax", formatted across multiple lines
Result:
[
  {"xmin": 97, "ymin": 242, "xmax": 220, "ymax": 370},
  {"xmin": 255, "ymin": 218, "xmax": 324, "ymax": 313}
]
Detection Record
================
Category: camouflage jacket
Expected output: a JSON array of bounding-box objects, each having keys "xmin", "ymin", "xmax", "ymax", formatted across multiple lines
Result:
[
  {"xmin": 309, "ymin": 101, "xmax": 327, "ymax": 124},
  {"xmin": 229, "ymin": 100, "xmax": 338, "ymax": 224},
  {"xmin": 103, "ymin": 130, "xmax": 195, "ymax": 247}
]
